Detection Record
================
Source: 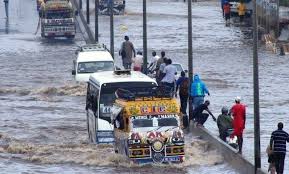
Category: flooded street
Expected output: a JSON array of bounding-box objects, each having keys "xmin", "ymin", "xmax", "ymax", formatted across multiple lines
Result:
[{"xmin": 0, "ymin": 0, "xmax": 288, "ymax": 173}]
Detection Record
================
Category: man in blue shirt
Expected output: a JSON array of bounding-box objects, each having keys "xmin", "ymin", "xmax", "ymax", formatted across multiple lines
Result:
[
  {"xmin": 270, "ymin": 122, "xmax": 289, "ymax": 174},
  {"xmin": 190, "ymin": 74, "xmax": 210, "ymax": 110}
]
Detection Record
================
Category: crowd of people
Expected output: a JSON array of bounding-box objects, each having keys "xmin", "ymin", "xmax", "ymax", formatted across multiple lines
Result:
[
  {"xmin": 119, "ymin": 35, "xmax": 289, "ymax": 174},
  {"xmin": 221, "ymin": 0, "xmax": 247, "ymax": 25}
]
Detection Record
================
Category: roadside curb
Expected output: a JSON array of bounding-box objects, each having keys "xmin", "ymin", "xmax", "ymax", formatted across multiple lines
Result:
[
  {"xmin": 71, "ymin": 0, "xmax": 95, "ymax": 44},
  {"xmin": 190, "ymin": 125, "xmax": 267, "ymax": 174}
]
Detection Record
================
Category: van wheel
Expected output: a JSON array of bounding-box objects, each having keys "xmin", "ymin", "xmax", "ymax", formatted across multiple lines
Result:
[{"xmin": 114, "ymin": 148, "xmax": 119, "ymax": 153}]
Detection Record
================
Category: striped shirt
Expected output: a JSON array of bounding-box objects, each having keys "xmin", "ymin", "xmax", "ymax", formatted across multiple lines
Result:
[{"xmin": 271, "ymin": 129, "xmax": 289, "ymax": 153}]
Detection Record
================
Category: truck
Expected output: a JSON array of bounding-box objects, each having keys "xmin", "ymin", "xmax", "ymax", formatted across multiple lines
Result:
[
  {"xmin": 39, "ymin": 0, "xmax": 76, "ymax": 38},
  {"xmin": 99, "ymin": 0, "xmax": 126, "ymax": 15}
]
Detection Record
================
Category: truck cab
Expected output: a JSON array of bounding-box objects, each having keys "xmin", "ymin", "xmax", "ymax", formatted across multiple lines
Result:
[
  {"xmin": 72, "ymin": 44, "xmax": 114, "ymax": 82},
  {"xmin": 39, "ymin": 0, "xmax": 76, "ymax": 38},
  {"xmin": 112, "ymin": 87, "xmax": 185, "ymax": 163}
]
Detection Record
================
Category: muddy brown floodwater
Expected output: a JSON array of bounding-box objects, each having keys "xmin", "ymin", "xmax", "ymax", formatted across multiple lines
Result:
[{"xmin": 1, "ymin": 0, "xmax": 288, "ymax": 173}]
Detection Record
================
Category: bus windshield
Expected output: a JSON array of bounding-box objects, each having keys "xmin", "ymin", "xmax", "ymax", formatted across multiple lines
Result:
[
  {"xmin": 99, "ymin": 82, "xmax": 156, "ymax": 118},
  {"xmin": 45, "ymin": 11, "xmax": 73, "ymax": 19},
  {"xmin": 132, "ymin": 117, "xmax": 179, "ymax": 132}
]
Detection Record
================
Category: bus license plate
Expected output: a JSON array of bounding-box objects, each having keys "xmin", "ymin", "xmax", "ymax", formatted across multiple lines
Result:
[{"xmin": 165, "ymin": 156, "xmax": 180, "ymax": 162}]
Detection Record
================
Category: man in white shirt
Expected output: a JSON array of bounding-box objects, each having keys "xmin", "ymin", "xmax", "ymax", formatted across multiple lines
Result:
[
  {"xmin": 148, "ymin": 51, "xmax": 160, "ymax": 73},
  {"xmin": 161, "ymin": 59, "xmax": 177, "ymax": 92}
]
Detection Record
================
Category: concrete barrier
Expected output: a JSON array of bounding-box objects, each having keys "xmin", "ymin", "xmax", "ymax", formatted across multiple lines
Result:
[
  {"xmin": 71, "ymin": 0, "xmax": 95, "ymax": 44},
  {"xmin": 191, "ymin": 126, "xmax": 266, "ymax": 174}
]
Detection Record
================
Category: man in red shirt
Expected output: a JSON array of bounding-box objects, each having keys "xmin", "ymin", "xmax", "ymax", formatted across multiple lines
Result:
[
  {"xmin": 223, "ymin": 2, "xmax": 231, "ymax": 25},
  {"xmin": 230, "ymin": 96, "xmax": 246, "ymax": 154}
]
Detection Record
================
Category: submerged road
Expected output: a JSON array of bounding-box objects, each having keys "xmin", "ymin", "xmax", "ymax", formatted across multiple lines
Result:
[
  {"xmin": 0, "ymin": 0, "xmax": 236, "ymax": 173},
  {"xmin": 0, "ymin": 0, "xmax": 288, "ymax": 173},
  {"xmin": 84, "ymin": 0, "xmax": 289, "ymax": 172}
]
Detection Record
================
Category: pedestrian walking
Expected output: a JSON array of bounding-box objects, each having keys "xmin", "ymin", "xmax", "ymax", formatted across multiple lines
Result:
[
  {"xmin": 230, "ymin": 96, "xmax": 246, "ymax": 154},
  {"xmin": 132, "ymin": 51, "xmax": 143, "ymax": 72},
  {"xmin": 221, "ymin": 0, "xmax": 226, "ymax": 18},
  {"xmin": 161, "ymin": 59, "xmax": 176, "ymax": 92},
  {"xmin": 217, "ymin": 106, "xmax": 233, "ymax": 142},
  {"xmin": 237, "ymin": 1, "xmax": 246, "ymax": 23},
  {"xmin": 270, "ymin": 122, "xmax": 289, "ymax": 174},
  {"xmin": 155, "ymin": 51, "xmax": 166, "ymax": 82},
  {"xmin": 148, "ymin": 51, "xmax": 159, "ymax": 73},
  {"xmin": 192, "ymin": 100, "xmax": 216, "ymax": 126},
  {"xmin": 4, "ymin": 0, "xmax": 9, "ymax": 18},
  {"xmin": 176, "ymin": 71, "xmax": 189, "ymax": 114},
  {"xmin": 223, "ymin": 2, "xmax": 231, "ymax": 25},
  {"xmin": 190, "ymin": 74, "xmax": 210, "ymax": 110},
  {"xmin": 266, "ymin": 144, "xmax": 276, "ymax": 174},
  {"xmin": 119, "ymin": 36, "xmax": 136, "ymax": 69}
]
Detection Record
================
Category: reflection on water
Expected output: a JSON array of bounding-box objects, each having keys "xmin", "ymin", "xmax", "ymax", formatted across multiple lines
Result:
[
  {"xmin": 2, "ymin": 0, "xmax": 286, "ymax": 173},
  {"xmin": 5, "ymin": 18, "xmax": 9, "ymax": 34}
]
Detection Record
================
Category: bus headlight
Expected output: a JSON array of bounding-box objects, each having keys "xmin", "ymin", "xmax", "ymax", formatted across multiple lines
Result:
[{"xmin": 152, "ymin": 140, "xmax": 164, "ymax": 152}]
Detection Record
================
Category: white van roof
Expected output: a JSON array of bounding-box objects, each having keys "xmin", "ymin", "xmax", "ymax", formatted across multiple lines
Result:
[
  {"xmin": 89, "ymin": 71, "xmax": 157, "ymax": 87},
  {"xmin": 78, "ymin": 51, "xmax": 113, "ymax": 62},
  {"xmin": 77, "ymin": 44, "xmax": 113, "ymax": 62}
]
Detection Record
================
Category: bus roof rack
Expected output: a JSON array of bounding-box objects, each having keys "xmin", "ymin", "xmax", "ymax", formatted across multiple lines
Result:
[
  {"xmin": 80, "ymin": 43, "xmax": 107, "ymax": 52},
  {"xmin": 115, "ymin": 86, "xmax": 173, "ymax": 101},
  {"xmin": 114, "ymin": 69, "xmax": 131, "ymax": 75}
]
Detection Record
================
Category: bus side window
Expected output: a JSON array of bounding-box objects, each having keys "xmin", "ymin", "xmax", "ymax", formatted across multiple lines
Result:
[
  {"xmin": 114, "ymin": 113, "xmax": 124, "ymax": 130},
  {"xmin": 86, "ymin": 83, "xmax": 91, "ymax": 110},
  {"xmin": 92, "ymin": 88, "xmax": 99, "ymax": 113}
]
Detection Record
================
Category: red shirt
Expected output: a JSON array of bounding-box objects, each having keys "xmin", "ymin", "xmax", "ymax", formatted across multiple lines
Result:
[
  {"xmin": 223, "ymin": 4, "xmax": 230, "ymax": 14},
  {"xmin": 231, "ymin": 103, "xmax": 246, "ymax": 136}
]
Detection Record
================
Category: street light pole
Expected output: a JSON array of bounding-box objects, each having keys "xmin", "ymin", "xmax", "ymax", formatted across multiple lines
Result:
[
  {"xmin": 110, "ymin": 0, "xmax": 114, "ymax": 58},
  {"xmin": 143, "ymin": 0, "xmax": 148, "ymax": 74},
  {"xmin": 253, "ymin": 0, "xmax": 261, "ymax": 172},
  {"xmin": 276, "ymin": 0, "xmax": 280, "ymax": 37},
  {"xmin": 86, "ymin": 0, "xmax": 90, "ymax": 24},
  {"xmin": 95, "ymin": 0, "xmax": 99, "ymax": 43},
  {"xmin": 188, "ymin": 0, "xmax": 193, "ymax": 123}
]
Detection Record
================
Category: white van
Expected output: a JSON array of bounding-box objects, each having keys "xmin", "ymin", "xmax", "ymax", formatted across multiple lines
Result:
[
  {"xmin": 72, "ymin": 44, "xmax": 114, "ymax": 82},
  {"xmin": 86, "ymin": 70, "xmax": 157, "ymax": 143}
]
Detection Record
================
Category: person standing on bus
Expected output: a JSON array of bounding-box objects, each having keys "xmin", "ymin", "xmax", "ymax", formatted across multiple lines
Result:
[
  {"xmin": 119, "ymin": 36, "xmax": 136, "ymax": 70},
  {"xmin": 237, "ymin": 1, "xmax": 246, "ymax": 23},
  {"xmin": 161, "ymin": 59, "xmax": 176, "ymax": 92},
  {"xmin": 132, "ymin": 51, "xmax": 143, "ymax": 72}
]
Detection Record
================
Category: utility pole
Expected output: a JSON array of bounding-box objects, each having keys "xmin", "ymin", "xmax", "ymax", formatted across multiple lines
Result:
[
  {"xmin": 188, "ymin": 0, "xmax": 193, "ymax": 123},
  {"xmin": 95, "ymin": 0, "xmax": 99, "ymax": 43},
  {"xmin": 276, "ymin": 0, "xmax": 280, "ymax": 37},
  {"xmin": 79, "ymin": 0, "xmax": 82, "ymax": 9},
  {"xmin": 86, "ymin": 0, "xmax": 90, "ymax": 24},
  {"xmin": 110, "ymin": 0, "xmax": 114, "ymax": 58},
  {"xmin": 143, "ymin": 0, "xmax": 148, "ymax": 74},
  {"xmin": 253, "ymin": 0, "xmax": 261, "ymax": 172}
]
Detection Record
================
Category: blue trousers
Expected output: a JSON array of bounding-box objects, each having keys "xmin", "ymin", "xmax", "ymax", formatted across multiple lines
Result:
[{"xmin": 192, "ymin": 96, "xmax": 204, "ymax": 110}]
